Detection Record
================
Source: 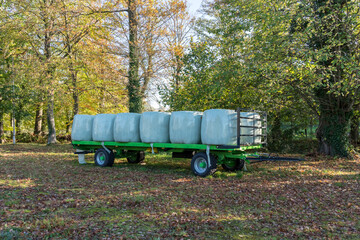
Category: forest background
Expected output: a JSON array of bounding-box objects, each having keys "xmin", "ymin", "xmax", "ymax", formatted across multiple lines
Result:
[{"xmin": 0, "ymin": 0, "xmax": 359, "ymax": 157}]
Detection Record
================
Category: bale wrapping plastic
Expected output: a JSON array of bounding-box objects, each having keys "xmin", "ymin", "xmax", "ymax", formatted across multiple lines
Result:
[
  {"xmin": 170, "ymin": 111, "xmax": 202, "ymax": 144},
  {"xmin": 113, "ymin": 113, "xmax": 141, "ymax": 142},
  {"xmin": 92, "ymin": 114, "xmax": 116, "ymax": 142},
  {"xmin": 140, "ymin": 112, "xmax": 171, "ymax": 143},
  {"xmin": 201, "ymin": 109, "xmax": 237, "ymax": 145},
  {"xmin": 71, "ymin": 115, "xmax": 94, "ymax": 141},
  {"xmin": 201, "ymin": 110, "xmax": 262, "ymax": 145}
]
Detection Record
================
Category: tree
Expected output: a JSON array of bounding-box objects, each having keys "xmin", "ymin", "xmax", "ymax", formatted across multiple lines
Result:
[
  {"xmin": 109, "ymin": 0, "xmax": 192, "ymax": 112},
  {"xmin": 1, "ymin": 0, "xmax": 128, "ymax": 143},
  {"xmin": 170, "ymin": 0, "xmax": 359, "ymax": 156},
  {"xmin": 290, "ymin": 0, "xmax": 360, "ymax": 156}
]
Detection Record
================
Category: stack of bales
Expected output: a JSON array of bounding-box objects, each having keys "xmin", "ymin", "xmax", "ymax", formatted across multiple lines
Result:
[{"xmin": 71, "ymin": 109, "xmax": 262, "ymax": 145}]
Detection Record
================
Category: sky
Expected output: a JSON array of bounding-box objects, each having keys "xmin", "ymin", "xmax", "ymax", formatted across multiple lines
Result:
[
  {"xmin": 147, "ymin": 0, "xmax": 205, "ymax": 110},
  {"xmin": 187, "ymin": 0, "xmax": 203, "ymax": 14}
]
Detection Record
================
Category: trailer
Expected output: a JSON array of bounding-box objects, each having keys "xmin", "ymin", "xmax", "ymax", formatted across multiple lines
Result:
[{"xmin": 72, "ymin": 108, "xmax": 268, "ymax": 177}]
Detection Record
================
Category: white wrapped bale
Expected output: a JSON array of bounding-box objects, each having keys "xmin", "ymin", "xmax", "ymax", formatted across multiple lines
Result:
[
  {"xmin": 201, "ymin": 109, "xmax": 237, "ymax": 145},
  {"xmin": 170, "ymin": 111, "xmax": 202, "ymax": 144},
  {"xmin": 140, "ymin": 112, "xmax": 171, "ymax": 143},
  {"xmin": 71, "ymin": 115, "xmax": 94, "ymax": 141},
  {"xmin": 113, "ymin": 113, "xmax": 141, "ymax": 142},
  {"xmin": 92, "ymin": 114, "xmax": 116, "ymax": 142},
  {"xmin": 201, "ymin": 109, "xmax": 262, "ymax": 145}
]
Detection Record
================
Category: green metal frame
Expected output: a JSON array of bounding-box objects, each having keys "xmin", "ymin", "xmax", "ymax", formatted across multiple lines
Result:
[{"xmin": 72, "ymin": 141, "xmax": 263, "ymax": 164}]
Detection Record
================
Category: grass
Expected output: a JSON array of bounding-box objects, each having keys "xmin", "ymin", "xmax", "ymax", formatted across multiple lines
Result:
[{"xmin": 0, "ymin": 143, "xmax": 359, "ymax": 239}]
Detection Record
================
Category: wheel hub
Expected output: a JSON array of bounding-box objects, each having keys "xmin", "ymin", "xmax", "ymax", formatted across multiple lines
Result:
[
  {"xmin": 96, "ymin": 152, "xmax": 106, "ymax": 165},
  {"xmin": 194, "ymin": 157, "xmax": 207, "ymax": 174}
]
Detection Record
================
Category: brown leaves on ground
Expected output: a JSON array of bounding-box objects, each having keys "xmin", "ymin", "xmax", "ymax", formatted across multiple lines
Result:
[{"xmin": 0, "ymin": 143, "xmax": 359, "ymax": 239}]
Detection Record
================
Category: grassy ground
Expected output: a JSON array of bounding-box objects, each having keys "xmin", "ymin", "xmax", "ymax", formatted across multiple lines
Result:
[{"xmin": 0, "ymin": 143, "xmax": 359, "ymax": 239}]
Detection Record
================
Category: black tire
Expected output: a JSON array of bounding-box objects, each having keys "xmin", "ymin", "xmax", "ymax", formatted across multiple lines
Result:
[
  {"xmin": 236, "ymin": 159, "xmax": 245, "ymax": 171},
  {"xmin": 222, "ymin": 159, "xmax": 245, "ymax": 171},
  {"xmin": 94, "ymin": 148, "xmax": 115, "ymax": 167},
  {"xmin": 127, "ymin": 151, "xmax": 145, "ymax": 164},
  {"xmin": 191, "ymin": 152, "xmax": 217, "ymax": 177}
]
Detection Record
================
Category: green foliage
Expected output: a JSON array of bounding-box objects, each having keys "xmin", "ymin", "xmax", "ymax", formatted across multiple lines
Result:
[
  {"xmin": 290, "ymin": 0, "xmax": 359, "ymax": 156},
  {"xmin": 162, "ymin": 0, "xmax": 360, "ymax": 156}
]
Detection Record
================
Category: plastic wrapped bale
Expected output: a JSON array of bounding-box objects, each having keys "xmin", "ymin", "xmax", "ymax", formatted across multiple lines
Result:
[
  {"xmin": 140, "ymin": 112, "xmax": 171, "ymax": 143},
  {"xmin": 239, "ymin": 112, "xmax": 262, "ymax": 145},
  {"xmin": 113, "ymin": 113, "xmax": 141, "ymax": 142},
  {"xmin": 201, "ymin": 109, "xmax": 262, "ymax": 145},
  {"xmin": 201, "ymin": 109, "xmax": 237, "ymax": 145},
  {"xmin": 92, "ymin": 114, "xmax": 116, "ymax": 142},
  {"xmin": 71, "ymin": 115, "xmax": 94, "ymax": 141},
  {"xmin": 169, "ymin": 111, "xmax": 202, "ymax": 144}
]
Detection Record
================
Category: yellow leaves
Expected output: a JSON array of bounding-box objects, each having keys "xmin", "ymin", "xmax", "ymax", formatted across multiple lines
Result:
[{"xmin": 0, "ymin": 178, "xmax": 36, "ymax": 188}]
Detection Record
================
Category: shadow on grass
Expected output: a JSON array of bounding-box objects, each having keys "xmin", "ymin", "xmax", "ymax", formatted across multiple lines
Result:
[{"xmin": 1, "ymin": 143, "xmax": 359, "ymax": 239}]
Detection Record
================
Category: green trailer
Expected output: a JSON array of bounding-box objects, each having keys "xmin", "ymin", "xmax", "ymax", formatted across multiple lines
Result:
[{"xmin": 72, "ymin": 109, "xmax": 267, "ymax": 177}]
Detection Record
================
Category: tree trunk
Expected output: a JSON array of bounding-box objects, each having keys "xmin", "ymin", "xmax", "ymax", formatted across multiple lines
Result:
[
  {"xmin": 141, "ymin": 55, "xmax": 153, "ymax": 97},
  {"xmin": 350, "ymin": 105, "xmax": 359, "ymax": 146},
  {"xmin": 66, "ymin": 121, "xmax": 71, "ymax": 134},
  {"xmin": 350, "ymin": 117, "xmax": 359, "ymax": 146},
  {"xmin": 0, "ymin": 113, "xmax": 4, "ymax": 144},
  {"xmin": 267, "ymin": 114, "xmax": 282, "ymax": 152},
  {"xmin": 309, "ymin": 118, "xmax": 313, "ymax": 137},
  {"xmin": 127, "ymin": 0, "xmax": 142, "ymax": 113},
  {"xmin": 10, "ymin": 113, "xmax": 14, "ymax": 141},
  {"xmin": 68, "ymin": 57, "xmax": 79, "ymax": 116},
  {"xmin": 47, "ymin": 89, "xmax": 57, "ymax": 144},
  {"xmin": 98, "ymin": 87, "xmax": 106, "ymax": 113},
  {"xmin": 65, "ymin": 109, "xmax": 71, "ymax": 134},
  {"xmin": 41, "ymin": 110, "xmax": 47, "ymax": 134},
  {"xmin": 69, "ymin": 63, "xmax": 78, "ymax": 134},
  {"xmin": 15, "ymin": 116, "xmax": 21, "ymax": 135},
  {"xmin": 34, "ymin": 102, "xmax": 43, "ymax": 135},
  {"xmin": 72, "ymin": 69, "xmax": 79, "ymax": 116},
  {"xmin": 316, "ymin": 108, "xmax": 352, "ymax": 157}
]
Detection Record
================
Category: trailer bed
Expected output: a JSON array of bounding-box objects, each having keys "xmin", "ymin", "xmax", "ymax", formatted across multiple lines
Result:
[{"xmin": 72, "ymin": 141, "xmax": 263, "ymax": 177}]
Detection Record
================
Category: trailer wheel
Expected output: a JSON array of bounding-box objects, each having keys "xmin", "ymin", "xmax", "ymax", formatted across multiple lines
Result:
[
  {"xmin": 127, "ymin": 151, "xmax": 145, "ymax": 164},
  {"xmin": 191, "ymin": 152, "xmax": 217, "ymax": 177},
  {"xmin": 236, "ymin": 159, "xmax": 245, "ymax": 171},
  {"xmin": 222, "ymin": 159, "xmax": 245, "ymax": 171},
  {"xmin": 94, "ymin": 148, "xmax": 114, "ymax": 167}
]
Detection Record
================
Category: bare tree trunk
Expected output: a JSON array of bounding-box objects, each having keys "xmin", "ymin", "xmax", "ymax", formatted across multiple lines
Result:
[
  {"xmin": 47, "ymin": 89, "xmax": 57, "ymax": 144},
  {"xmin": 34, "ymin": 102, "xmax": 43, "ymax": 135}
]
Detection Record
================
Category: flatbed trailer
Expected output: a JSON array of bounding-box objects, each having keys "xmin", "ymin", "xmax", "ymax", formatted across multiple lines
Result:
[
  {"xmin": 72, "ymin": 108, "xmax": 267, "ymax": 177},
  {"xmin": 72, "ymin": 141, "xmax": 263, "ymax": 177}
]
